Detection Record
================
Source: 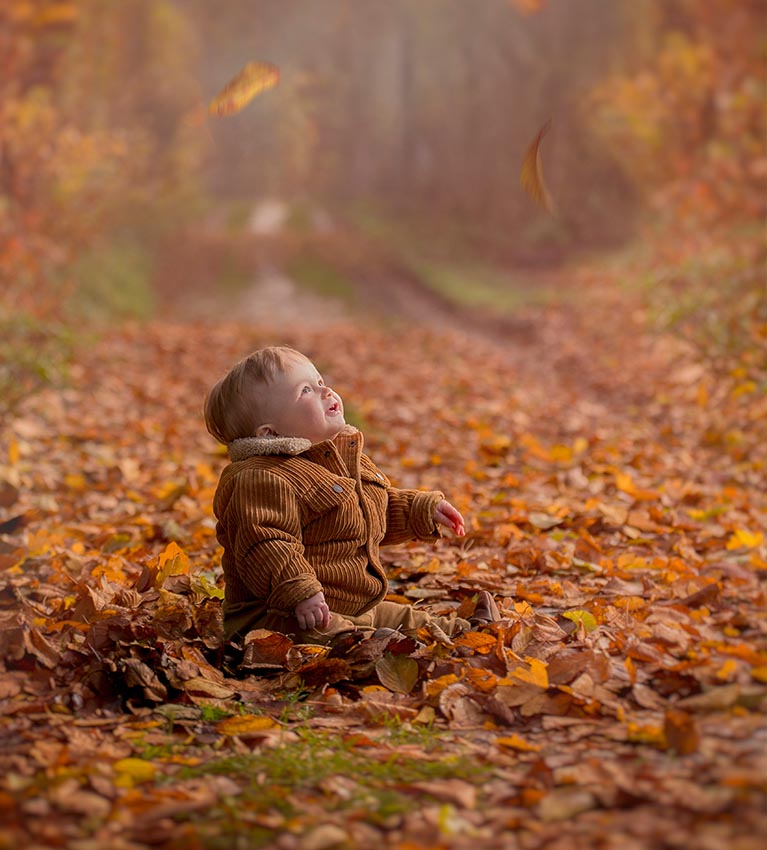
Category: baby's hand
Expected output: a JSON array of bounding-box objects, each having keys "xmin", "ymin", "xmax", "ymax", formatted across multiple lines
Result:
[
  {"xmin": 295, "ymin": 591, "xmax": 331, "ymax": 631},
  {"xmin": 434, "ymin": 500, "xmax": 465, "ymax": 536}
]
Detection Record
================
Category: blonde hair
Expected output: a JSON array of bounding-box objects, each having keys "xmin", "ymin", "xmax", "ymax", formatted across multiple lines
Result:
[{"xmin": 204, "ymin": 346, "xmax": 309, "ymax": 444}]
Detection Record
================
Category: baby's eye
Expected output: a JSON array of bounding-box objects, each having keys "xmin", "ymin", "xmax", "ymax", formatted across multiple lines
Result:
[{"xmin": 301, "ymin": 385, "xmax": 312, "ymax": 394}]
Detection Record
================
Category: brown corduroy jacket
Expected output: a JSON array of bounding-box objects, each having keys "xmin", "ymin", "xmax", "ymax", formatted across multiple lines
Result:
[{"xmin": 213, "ymin": 426, "xmax": 444, "ymax": 640}]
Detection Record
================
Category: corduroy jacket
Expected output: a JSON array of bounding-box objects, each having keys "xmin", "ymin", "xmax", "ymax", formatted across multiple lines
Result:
[{"xmin": 213, "ymin": 425, "xmax": 444, "ymax": 640}]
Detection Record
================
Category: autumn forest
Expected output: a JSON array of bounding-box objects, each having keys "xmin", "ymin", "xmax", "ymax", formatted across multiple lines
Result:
[{"xmin": 1, "ymin": 1, "xmax": 765, "ymax": 849}]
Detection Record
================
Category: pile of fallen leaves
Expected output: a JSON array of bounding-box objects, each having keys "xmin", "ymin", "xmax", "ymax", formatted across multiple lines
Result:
[{"xmin": 1, "ymin": 292, "xmax": 765, "ymax": 849}]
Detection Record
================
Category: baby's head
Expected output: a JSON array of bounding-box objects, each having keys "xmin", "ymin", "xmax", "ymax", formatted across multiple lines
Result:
[{"xmin": 204, "ymin": 346, "xmax": 345, "ymax": 446}]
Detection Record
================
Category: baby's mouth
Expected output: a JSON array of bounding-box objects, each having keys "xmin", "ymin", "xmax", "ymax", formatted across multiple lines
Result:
[{"xmin": 328, "ymin": 402, "xmax": 342, "ymax": 415}]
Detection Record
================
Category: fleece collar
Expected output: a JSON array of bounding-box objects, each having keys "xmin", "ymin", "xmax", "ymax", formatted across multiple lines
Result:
[{"xmin": 228, "ymin": 425, "xmax": 359, "ymax": 462}]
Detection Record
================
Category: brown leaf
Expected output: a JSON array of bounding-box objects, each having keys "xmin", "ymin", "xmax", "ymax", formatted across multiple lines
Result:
[
  {"xmin": 242, "ymin": 629, "xmax": 293, "ymax": 668},
  {"xmin": 663, "ymin": 709, "xmax": 700, "ymax": 755},
  {"xmin": 295, "ymin": 657, "xmax": 353, "ymax": 687},
  {"xmin": 120, "ymin": 658, "xmax": 168, "ymax": 702},
  {"xmin": 439, "ymin": 683, "xmax": 486, "ymax": 727},
  {"xmin": 183, "ymin": 676, "xmax": 237, "ymax": 700},
  {"xmin": 405, "ymin": 778, "xmax": 477, "ymax": 809},
  {"xmin": 0, "ymin": 480, "xmax": 19, "ymax": 508},
  {"xmin": 538, "ymin": 787, "xmax": 598, "ymax": 821}
]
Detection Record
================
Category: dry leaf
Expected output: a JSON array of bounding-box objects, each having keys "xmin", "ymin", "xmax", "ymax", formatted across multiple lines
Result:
[
  {"xmin": 663, "ymin": 709, "xmax": 700, "ymax": 755},
  {"xmin": 496, "ymin": 734, "xmax": 541, "ymax": 752},
  {"xmin": 375, "ymin": 653, "xmax": 419, "ymax": 694},
  {"xmin": 216, "ymin": 714, "xmax": 278, "ymax": 736},
  {"xmin": 209, "ymin": 61, "xmax": 280, "ymax": 116},
  {"xmin": 521, "ymin": 120, "xmax": 555, "ymax": 213}
]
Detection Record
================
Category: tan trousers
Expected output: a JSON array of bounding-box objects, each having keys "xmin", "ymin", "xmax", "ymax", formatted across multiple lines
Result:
[{"xmin": 263, "ymin": 600, "xmax": 469, "ymax": 645}]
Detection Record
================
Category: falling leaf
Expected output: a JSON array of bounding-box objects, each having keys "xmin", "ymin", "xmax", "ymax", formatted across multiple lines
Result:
[
  {"xmin": 521, "ymin": 120, "xmax": 555, "ymax": 213},
  {"xmin": 209, "ymin": 61, "xmax": 280, "ymax": 116},
  {"xmin": 376, "ymin": 653, "xmax": 419, "ymax": 694}
]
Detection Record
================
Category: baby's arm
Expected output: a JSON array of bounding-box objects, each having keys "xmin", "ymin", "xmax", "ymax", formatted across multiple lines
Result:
[
  {"xmin": 382, "ymin": 488, "xmax": 464, "ymax": 543},
  {"xmin": 229, "ymin": 469, "xmax": 323, "ymax": 615},
  {"xmin": 433, "ymin": 499, "xmax": 465, "ymax": 536}
]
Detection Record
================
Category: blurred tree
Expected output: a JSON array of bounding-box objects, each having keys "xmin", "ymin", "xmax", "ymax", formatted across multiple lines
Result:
[
  {"xmin": 0, "ymin": 0, "xmax": 204, "ymax": 317},
  {"xmin": 592, "ymin": 0, "xmax": 767, "ymax": 228},
  {"xmin": 192, "ymin": 0, "xmax": 635, "ymax": 258}
]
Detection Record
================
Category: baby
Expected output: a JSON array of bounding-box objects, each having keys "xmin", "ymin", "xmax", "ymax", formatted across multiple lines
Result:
[{"xmin": 204, "ymin": 346, "xmax": 498, "ymax": 644}]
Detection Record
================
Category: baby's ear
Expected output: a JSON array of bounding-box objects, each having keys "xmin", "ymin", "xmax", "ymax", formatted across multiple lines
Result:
[{"xmin": 256, "ymin": 424, "xmax": 278, "ymax": 437}]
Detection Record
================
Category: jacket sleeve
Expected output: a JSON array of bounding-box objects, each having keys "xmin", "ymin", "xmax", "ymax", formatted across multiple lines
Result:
[
  {"xmin": 226, "ymin": 469, "xmax": 323, "ymax": 614},
  {"xmin": 381, "ymin": 487, "xmax": 444, "ymax": 546}
]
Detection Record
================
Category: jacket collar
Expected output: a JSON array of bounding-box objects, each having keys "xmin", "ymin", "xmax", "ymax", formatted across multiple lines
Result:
[{"xmin": 228, "ymin": 425, "xmax": 359, "ymax": 462}]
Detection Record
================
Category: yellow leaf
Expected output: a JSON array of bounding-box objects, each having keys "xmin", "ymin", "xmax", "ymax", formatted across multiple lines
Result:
[
  {"xmin": 209, "ymin": 61, "xmax": 280, "ymax": 116},
  {"xmin": 715, "ymin": 659, "xmax": 738, "ymax": 681},
  {"xmin": 8, "ymin": 439, "xmax": 20, "ymax": 466},
  {"xmin": 509, "ymin": 658, "xmax": 548, "ymax": 689},
  {"xmin": 496, "ymin": 734, "xmax": 541, "ymax": 752},
  {"xmin": 424, "ymin": 674, "xmax": 460, "ymax": 699},
  {"xmin": 216, "ymin": 714, "xmax": 278, "ymax": 736},
  {"xmin": 726, "ymin": 529, "xmax": 764, "ymax": 550},
  {"xmin": 521, "ymin": 120, "xmax": 555, "ymax": 213},
  {"xmin": 156, "ymin": 541, "xmax": 190, "ymax": 585},
  {"xmin": 750, "ymin": 666, "xmax": 767, "ymax": 683},
  {"xmin": 113, "ymin": 758, "xmax": 157, "ymax": 784},
  {"xmin": 376, "ymin": 653, "xmax": 419, "ymax": 694},
  {"xmin": 561, "ymin": 610, "xmax": 597, "ymax": 632}
]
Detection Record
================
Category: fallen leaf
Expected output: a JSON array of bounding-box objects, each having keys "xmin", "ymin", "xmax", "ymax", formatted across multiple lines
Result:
[
  {"xmin": 496, "ymin": 734, "xmax": 541, "ymax": 752},
  {"xmin": 216, "ymin": 714, "xmax": 278, "ymax": 736},
  {"xmin": 375, "ymin": 653, "xmax": 419, "ymax": 694},
  {"xmin": 663, "ymin": 709, "xmax": 700, "ymax": 755}
]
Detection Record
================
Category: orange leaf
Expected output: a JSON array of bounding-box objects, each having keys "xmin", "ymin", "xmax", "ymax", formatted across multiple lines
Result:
[
  {"xmin": 454, "ymin": 632, "xmax": 497, "ymax": 654},
  {"xmin": 209, "ymin": 61, "xmax": 280, "ymax": 116},
  {"xmin": 509, "ymin": 658, "xmax": 549, "ymax": 689},
  {"xmin": 216, "ymin": 715, "xmax": 278, "ymax": 736},
  {"xmin": 496, "ymin": 734, "xmax": 541, "ymax": 752},
  {"xmin": 521, "ymin": 120, "xmax": 555, "ymax": 213},
  {"xmin": 464, "ymin": 667, "xmax": 499, "ymax": 692}
]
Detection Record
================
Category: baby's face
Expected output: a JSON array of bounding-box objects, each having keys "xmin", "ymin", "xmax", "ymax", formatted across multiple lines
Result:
[{"xmin": 260, "ymin": 359, "xmax": 345, "ymax": 444}]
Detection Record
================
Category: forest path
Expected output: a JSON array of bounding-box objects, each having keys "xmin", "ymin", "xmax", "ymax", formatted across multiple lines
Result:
[{"xmin": 2, "ymin": 254, "xmax": 765, "ymax": 850}]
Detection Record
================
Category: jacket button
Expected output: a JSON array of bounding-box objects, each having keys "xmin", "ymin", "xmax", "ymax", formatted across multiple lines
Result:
[{"xmin": 332, "ymin": 484, "xmax": 344, "ymax": 493}]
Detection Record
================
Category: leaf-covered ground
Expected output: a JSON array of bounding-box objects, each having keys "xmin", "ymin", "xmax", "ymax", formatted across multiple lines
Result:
[{"xmin": 1, "ymin": 270, "xmax": 765, "ymax": 850}]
